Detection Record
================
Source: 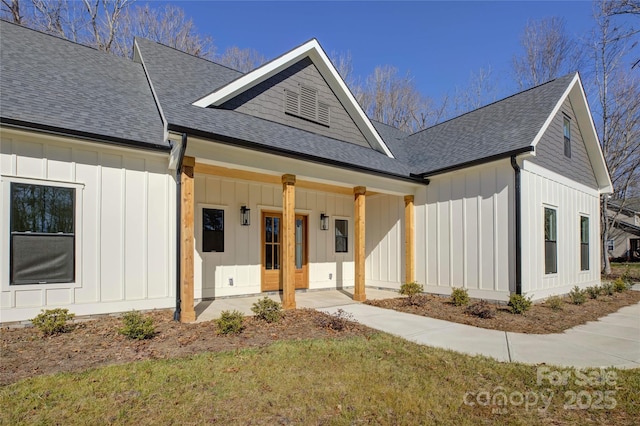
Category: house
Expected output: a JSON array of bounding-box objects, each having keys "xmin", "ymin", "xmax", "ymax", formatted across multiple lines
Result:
[
  {"xmin": 0, "ymin": 21, "xmax": 612, "ymax": 323},
  {"xmin": 607, "ymin": 201, "xmax": 640, "ymax": 261}
]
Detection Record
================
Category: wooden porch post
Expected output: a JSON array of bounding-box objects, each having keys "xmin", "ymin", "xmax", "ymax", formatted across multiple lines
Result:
[
  {"xmin": 180, "ymin": 156, "xmax": 196, "ymax": 322},
  {"xmin": 282, "ymin": 174, "xmax": 296, "ymax": 309},
  {"xmin": 404, "ymin": 195, "xmax": 415, "ymax": 283},
  {"xmin": 354, "ymin": 186, "xmax": 366, "ymax": 301}
]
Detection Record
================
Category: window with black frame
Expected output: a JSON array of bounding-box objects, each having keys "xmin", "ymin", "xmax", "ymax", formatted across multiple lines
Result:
[
  {"xmin": 580, "ymin": 216, "xmax": 589, "ymax": 271},
  {"xmin": 202, "ymin": 208, "xmax": 224, "ymax": 252},
  {"xmin": 10, "ymin": 182, "xmax": 75, "ymax": 285},
  {"xmin": 335, "ymin": 219, "xmax": 348, "ymax": 253},
  {"xmin": 563, "ymin": 116, "xmax": 572, "ymax": 158},
  {"xmin": 544, "ymin": 207, "xmax": 557, "ymax": 274}
]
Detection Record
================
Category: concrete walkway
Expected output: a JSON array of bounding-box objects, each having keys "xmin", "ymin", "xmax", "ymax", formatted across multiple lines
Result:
[
  {"xmin": 195, "ymin": 287, "xmax": 640, "ymax": 369},
  {"xmin": 194, "ymin": 288, "xmax": 396, "ymax": 322},
  {"xmin": 319, "ymin": 302, "xmax": 640, "ymax": 369}
]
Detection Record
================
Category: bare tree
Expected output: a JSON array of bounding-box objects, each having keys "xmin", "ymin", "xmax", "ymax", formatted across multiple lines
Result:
[
  {"xmin": 118, "ymin": 3, "xmax": 214, "ymax": 58},
  {"xmin": 1, "ymin": 1, "xmax": 215, "ymax": 59},
  {"xmin": 217, "ymin": 46, "xmax": 266, "ymax": 72},
  {"xmin": 81, "ymin": 0, "xmax": 131, "ymax": 53},
  {"xmin": 513, "ymin": 17, "xmax": 583, "ymax": 89},
  {"xmin": 450, "ymin": 66, "xmax": 499, "ymax": 116},
  {"xmin": 603, "ymin": 0, "xmax": 640, "ymax": 68},
  {"xmin": 356, "ymin": 65, "xmax": 440, "ymax": 133},
  {"xmin": 1, "ymin": 0, "xmax": 24, "ymax": 23},
  {"xmin": 590, "ymin": 2, "xmax": 640, "ymax": 273}
]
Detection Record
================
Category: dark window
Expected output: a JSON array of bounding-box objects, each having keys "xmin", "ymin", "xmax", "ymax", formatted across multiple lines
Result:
[
  {"xmin": 607, "ymin": 239, "xmax": 614, "ymax": 252},
  {"xmin": 544, "ymin": 207, "xmax": 557, "ymax": 274},
  {"xmin": 202, "ymin": 208, "xmax": 224, "ymax": 252},
  {"xmin": 580, "ymin": 216, "xmax": 589, "ymax": 271},
  {"xmin": 563, "ymin": 116, "xmax": 571, "ymax": 158},
  {"xmin": 335, "ymin": 219, "xmax": 348, "ymax": 253},
  {"xmin": 10, "ymin": 183, "xmax": 75, "ymax": 285}
]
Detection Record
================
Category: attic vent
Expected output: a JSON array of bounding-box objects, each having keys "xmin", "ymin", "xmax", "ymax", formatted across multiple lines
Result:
[{"xmin": 284, "ymin": 86, "xmax": 330, "ymax": 126}]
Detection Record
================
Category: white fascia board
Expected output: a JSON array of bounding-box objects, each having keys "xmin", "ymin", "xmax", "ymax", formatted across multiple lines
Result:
[
  {"xmin": 530, "ymin": 73, "xmax": 578, "ymax": 149},
  {"xmin": 569, "ymin": 76, "xmax": 613, "ymax": 194},
  {"xmin": 192, "ymin": 39, "xmax": 394, "ymax": 158}
]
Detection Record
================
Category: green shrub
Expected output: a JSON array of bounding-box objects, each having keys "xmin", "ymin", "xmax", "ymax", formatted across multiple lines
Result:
[
  {"xmin": 546, "ymin": 295, "xmax": 564, "ymax": 311},
  {"xmin": 31, "ymin": 308, "xmax": 75, "ymax": 336},
  {"xmin": 621, "ymin": 265, "xmax": 633, "ymax": 286},
  {"xmin": 568, "ymin": 286, "xmax": 586, "ymax": 305},
  {"xmin": 464, "ymin": 300, "xmax": 495, "ymax": 319},
  {"xmin": 399, "ymin": 281, "xmax": 424, "ymax": 305},
  {"xmin": 586, "ymin": 286, "xmax": 600, "ymax": 300},
  {"xmin": 450, "ymin": 287, "xmax": 470, "ymax": 307},
  {"xmin": 613, "ymin": 278, "xmax": 628, "ymax": 293},
  {"xmin": 508, "ymin": 294, "xmax": 532, "ymax": 315},
  {"xmin": 119, "ymin": 311, "xmax": 155, "ymax": 340},
  {"xmin": 251, "ymin": 297, "xmax": 283, "ymax": 323},
  {"xmin": 315, "ymin": 309, "xmax": 356, "ymax": 331},
  {"xmin": 601, "ymin": 282, "xmax": 615, "ymax": 296},
  {"xmin": 215, "ymin": 310, "xmax": 245, "ymax": 335}
]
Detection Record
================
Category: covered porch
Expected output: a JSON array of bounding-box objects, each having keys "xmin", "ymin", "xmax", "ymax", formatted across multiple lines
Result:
[{"xmin": 176, "ymin": 135, "xmax": 423, "ymax": 322}]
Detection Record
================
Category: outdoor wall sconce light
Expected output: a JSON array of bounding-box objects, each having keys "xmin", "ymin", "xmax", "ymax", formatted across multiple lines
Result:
[
  {"xmin": 240, "ymin": 205, "xmax": 251, "ymax": 226},
  {"xmin": 320, "ymin": 213, "xmax": 329, "ymax": 231}
]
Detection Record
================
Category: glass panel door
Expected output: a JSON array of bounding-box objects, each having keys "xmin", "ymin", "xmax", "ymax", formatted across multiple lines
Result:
[
  {"xmin": 265, "ymin": 215, "xmax": 280, "ymax": 270},
  {"xmin": 295, "ymin": 218, "xmax": 303, "ymax": 269}
]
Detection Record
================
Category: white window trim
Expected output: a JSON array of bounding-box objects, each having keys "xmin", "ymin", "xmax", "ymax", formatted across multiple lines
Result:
[
  {"xmin": 579, "ymin": 213, "xmax": 590, "ymax": 273},
  {"xmin": 543, "ymin": 204, "xmax": 558, "ymax": 277},
  {"xmin": 1, "ymin": 175, "xmax": 84, "ymax": 291}
]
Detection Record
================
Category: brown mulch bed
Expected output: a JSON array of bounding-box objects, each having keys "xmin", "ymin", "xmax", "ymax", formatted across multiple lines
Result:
[
  {"xmin": 0, "ymin": 309, "xmax": 370, "ymax": 386},
  {"xmin": 365, "ymin": 290, "xmax": 640, "ymax": 335}
]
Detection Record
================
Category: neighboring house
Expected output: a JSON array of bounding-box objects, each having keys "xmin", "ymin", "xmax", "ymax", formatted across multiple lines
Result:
[
  {"xmin": 607, "ymin": 201, "xmax": 640, "ymax": 261},
  {"xmin": 0, "ymin": 21, "xmax": 612, "ymax": 323}
]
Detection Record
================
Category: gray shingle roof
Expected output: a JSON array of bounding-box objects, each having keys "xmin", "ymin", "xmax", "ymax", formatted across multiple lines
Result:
[
  {"xmin": 403, "ymin": 74, "xmax": 576, "ymax": 175},
  {"xmin": 1, "ymin": 21, "xmax": 579, "ymax": 182},
  {"xmin": 371, "ymin": 120, "xmax": 411, "ymax": 162},
  {"xmin": 0, "ymin": 20, "xmax": 165, "ymax": 149},
  {"xmin": 135, "ymin": 38, "xmax": 415, "ymax": 179}
]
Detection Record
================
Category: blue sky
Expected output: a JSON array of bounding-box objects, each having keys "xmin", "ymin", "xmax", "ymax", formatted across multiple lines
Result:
[{"xmin": 168, "ymin": 1, "xmax": 601, "ymax": 99}]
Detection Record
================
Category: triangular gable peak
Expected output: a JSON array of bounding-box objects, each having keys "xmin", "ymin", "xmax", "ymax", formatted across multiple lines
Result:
[
  {"xmin": 530, "ymin": 73, "xmax": 613, "ymax": 193},
  {"xmin": 192, "ymin": 39, "xmax": 394, "ymax": 158}
]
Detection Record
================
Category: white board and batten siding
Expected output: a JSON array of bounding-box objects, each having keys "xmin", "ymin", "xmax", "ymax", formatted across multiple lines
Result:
[
  {"xmin": 0, "ymin": 130, "xmax": 175, "ymax": 323},
  {"xmin": 520, "ymin": 161, "xmax": 601, "ymax": 299},
  {"xmin": 365, "ymin": 194, "xmax": 405, "ymax": 289},
  {"xmin": 193, "ymin": 173, "xmax": 355, "ymax": 299},
  {"xmin": 415, "ymin": 160, "xmax": 515, "ymax": 301}
]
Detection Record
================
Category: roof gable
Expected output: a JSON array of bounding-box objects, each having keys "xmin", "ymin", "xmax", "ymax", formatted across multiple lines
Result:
[
  {"xmin": 530, "ymin": 95, "xmax": 598, "ymax": 188},
  {"xmin": 192, "ymin": 39, "xmax": 394, "ymax": 158},
  {"xmin": 218, "ymin": 57, "xmax": 370, "ymax": 148},
  {"xmin": 401, "ymin": 73, "xmax": 613, "ymax": 193},
  {"xmin": 531, "ymin": 74, "xmax": 612, "ymax": 193}
]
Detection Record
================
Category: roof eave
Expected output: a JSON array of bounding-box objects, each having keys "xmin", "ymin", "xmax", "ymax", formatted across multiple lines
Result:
[
  {"xmin": 1, "ymin": 117, "xmax": 170, "ymax": 152},
  {"xmin": 166, "ymin": 123, "xmax": 425, "ymax": 185},
  {"xmin": 416, "ymin": 146, "xmax": 535, "ymax": 178}
]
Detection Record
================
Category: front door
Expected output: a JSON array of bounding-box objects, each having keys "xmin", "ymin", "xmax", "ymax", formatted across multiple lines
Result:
[{"xmin": 262, "ymin": 212, "xmax": 308, "ymax": 291}]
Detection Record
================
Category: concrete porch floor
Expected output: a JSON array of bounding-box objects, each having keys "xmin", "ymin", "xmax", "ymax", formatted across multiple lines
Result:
[{"xmin": 194, "ymin": 287, "xmax": 399, "ymax": 322}]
